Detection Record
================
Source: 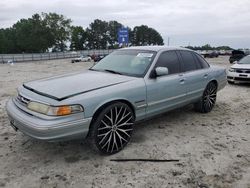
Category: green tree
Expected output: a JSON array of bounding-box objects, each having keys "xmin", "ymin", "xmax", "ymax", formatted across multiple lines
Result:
[
  {"xmin": 132, "ymin": 25, "xmax": 164, "ymax": 46},
  {"xmin": 85, "ymin": 19, "xmax": 135, "ymax": 49},
  {"xmin": 13, "ymin": 14, "xmax": 52, "ymax": 53},
  {"xmin": 42, "ymin": 12, "xmax": 72, "ymax": 52},
  {"xmin": 0, "ymin": 28, "xmax": 17, "ymax": 53},
  {"xmin": 186, "ymin": 44, "xmax": 233, "ymax": 51},
  {"xmin": 0, "ymin": 29, "xmax": 7, "ymax": 53},
  {"xmin": 86, "ymin": 19, "xmax": 110, "ymax": 49},
  {"xmin": 107, "ymin": 21, "xmax": 123, "ymax": 49},
  {"xmin": 0, "ymin": 13, "xmax": 72, "ymax": 53},
  {"xmin": 215, "ymin": 46, "xmax": 233, "ymax": 50},
  {"xmin": 202, "ymin": 44, "xmax": 212, "ymax": 50},
  {"xmin": 0, "ymin": 15, "xmax": 166, "ymax": 53},
  {"xmin": 70, "ymin": 26, "xmax": 88, "ymax": 50}
]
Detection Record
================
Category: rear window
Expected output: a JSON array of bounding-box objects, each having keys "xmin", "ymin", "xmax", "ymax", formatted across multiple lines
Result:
[
  {"xmin": 180, "ymin": 51, "xmax": 197, "ymax": 72},
  {"xmin": 194, "ymin": 54, "xmax": 210, "ymax": 68}
]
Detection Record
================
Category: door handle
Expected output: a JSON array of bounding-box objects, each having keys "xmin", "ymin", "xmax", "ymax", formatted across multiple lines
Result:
[
  {"xmin": 179, "ymin": 74, "xmax": 186, "ymax": 84},
  {"xmin": 204, "ymin": 74, "xmax": 208, "ymax": 78},
  {"xmin": 180, "ymin": 78, "xmax": 186, "ymax": 83}
]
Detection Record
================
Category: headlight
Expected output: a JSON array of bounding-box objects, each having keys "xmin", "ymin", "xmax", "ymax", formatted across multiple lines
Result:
[
  {"xmin": 27, "ymin": 102, "xmax": 83, "ymax": 116},
  {"xmin": 228, "ymin": 68, "xmax": 235, "ymax": 72}
]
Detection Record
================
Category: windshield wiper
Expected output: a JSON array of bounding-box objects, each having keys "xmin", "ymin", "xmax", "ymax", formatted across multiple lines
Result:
[{"xmin": 104, "ymin": 69, "xmax": 123, "ymax": 75}]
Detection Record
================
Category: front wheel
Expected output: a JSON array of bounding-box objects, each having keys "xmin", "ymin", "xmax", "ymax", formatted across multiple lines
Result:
[
  {"xmin": 194, "ymin": 82, "xmax": 217, "ymax": 113},
  {"xmin": 88, "ymin": 102, "xmax": 135, "ymax": 155}
]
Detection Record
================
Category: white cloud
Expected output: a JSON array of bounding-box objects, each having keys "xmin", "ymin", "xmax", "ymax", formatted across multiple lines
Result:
[{"xmin": 0, "ymin": 0, "xmax": 250, "ymax": 48}]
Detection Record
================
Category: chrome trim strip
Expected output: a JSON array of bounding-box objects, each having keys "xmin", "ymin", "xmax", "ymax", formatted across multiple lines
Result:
[
  {"xmin": 148, "ymin": 88, "xmax": 204, "ymax": 107},
  {"xmin": 148, "ymin": 93, "xmax": 186, "ymax": 106},
  {"xmin": 135, "ymin": 100, "xmax": 147, "ymax": 109},
  {"xmin": 187, "ymin": 88, "xmax": 204, "ymax": 95},
  {"xmin": 136, "ymin": 104, "xmax": 147, "ymax": 109}
]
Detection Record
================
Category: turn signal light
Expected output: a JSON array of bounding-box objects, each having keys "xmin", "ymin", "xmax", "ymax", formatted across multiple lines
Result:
[{"xmin": 56, "ymin": 106, "xmax": 72, "ymax": 116}]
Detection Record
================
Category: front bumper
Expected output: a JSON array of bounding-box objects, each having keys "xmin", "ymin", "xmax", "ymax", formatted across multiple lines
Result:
[
  {"xmin": 6, "ymin": 98, "xmax": 92, "ymax": 141},
  {"xmin": 227, "ymin": 72, "xmax": 250, "ymax": 83}
]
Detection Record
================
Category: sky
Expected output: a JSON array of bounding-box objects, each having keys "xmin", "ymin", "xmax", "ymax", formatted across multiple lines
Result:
[{"xmin": 0, "ymin": 0, "xmax": 250, "ymax": 49}]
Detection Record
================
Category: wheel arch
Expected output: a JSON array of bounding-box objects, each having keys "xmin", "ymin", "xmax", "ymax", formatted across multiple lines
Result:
[
  {"xmin": 208, "ymin": 79, "xmax": 218, "ymax": 89},
  {"xmin": 87, "ymin": 99, "xmax": 136, "ymax": 135}
]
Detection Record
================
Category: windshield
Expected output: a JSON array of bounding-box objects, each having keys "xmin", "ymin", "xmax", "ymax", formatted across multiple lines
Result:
[
  {"xmin": 90, "ymin": 49, "xmax": 156, "ymax": 77},
  {"xmin": 238, "ymin": 56, "xmax": 250, "ymax": 64}
]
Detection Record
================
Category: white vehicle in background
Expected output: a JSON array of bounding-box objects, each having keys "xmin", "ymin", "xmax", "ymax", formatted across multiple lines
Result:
[
  {"xmin": 71, "ymin": 55, "xmax": 91, "ymax": 63},
  {"xmin": 227, "ymin": 55, "xmax": 250, "ymax": 84}
]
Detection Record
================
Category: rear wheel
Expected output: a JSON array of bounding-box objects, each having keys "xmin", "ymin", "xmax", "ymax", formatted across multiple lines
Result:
[
  {"xmin": 194, "ymin": 82, "xmax": 217, "ymax": 113},
  {"xmin": 88, "ymin": 102, "xmax": 135, "ymax": 155}
]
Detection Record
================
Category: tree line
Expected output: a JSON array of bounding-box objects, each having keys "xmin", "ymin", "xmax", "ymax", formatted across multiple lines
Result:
[
  {"xmin": 0, "ymin": 13, "xmax": 164, "ymax": 54},
  {"xmin": 186, "ymin": 44, "xmax": 233, "ymax": 51}
]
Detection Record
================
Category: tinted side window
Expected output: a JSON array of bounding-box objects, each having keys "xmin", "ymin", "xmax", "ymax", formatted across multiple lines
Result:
[
  {"xmin": 195, "ymin": 54, "xmax": 210, "ymax": 68},
  {"xmin": 180, "ymin": 51, "xmax": 197, "ymax": 71},
  {"xmin": 155, "ymin": 51, "xmax": 180, "ymax": 74}
]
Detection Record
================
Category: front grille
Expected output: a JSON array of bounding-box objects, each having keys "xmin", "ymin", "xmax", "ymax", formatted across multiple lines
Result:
[
  {"xmin": 16, "ymin": 94, "xmax": 30, "ymax": 106},
  {"xmin": 235, "ymin": 69, "xmax": 250, "ymax": 74},
  {"xmin": 234, "ymin": 77, "xmax": 250, "ymax": 81}
]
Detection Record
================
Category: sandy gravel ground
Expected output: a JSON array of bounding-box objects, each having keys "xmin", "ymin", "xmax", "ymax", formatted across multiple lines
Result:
[{"xmin": 0, "ymin": 57, "xmax": 249, "ymax": 188}]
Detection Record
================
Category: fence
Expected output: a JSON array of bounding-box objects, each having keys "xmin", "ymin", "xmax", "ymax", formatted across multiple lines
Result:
[{"xmin": 0, "ymin": 49, "xmax": 115, "ymax": 63}]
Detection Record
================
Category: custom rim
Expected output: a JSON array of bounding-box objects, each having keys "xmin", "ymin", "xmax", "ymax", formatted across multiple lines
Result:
[
  {"xmin": 96, "ymin": 105, "xmax": 134, "ymax": 153},
  {"xmin": 203, "ymin": 83, "xmax": 217, "ymax": 111}
]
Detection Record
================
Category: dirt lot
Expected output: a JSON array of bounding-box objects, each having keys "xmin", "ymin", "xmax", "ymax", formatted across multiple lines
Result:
[{"xmin": 0, "ymin": 56, "xmax": 249, "ymax": 188}]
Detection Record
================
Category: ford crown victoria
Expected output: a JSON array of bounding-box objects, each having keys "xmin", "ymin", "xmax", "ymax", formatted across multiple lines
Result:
[{"xmin": 6, "ymin": 46, "xmax": 227, "ymax": 154}]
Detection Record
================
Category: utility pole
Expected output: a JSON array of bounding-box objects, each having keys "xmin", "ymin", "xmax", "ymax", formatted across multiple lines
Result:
[{"xmin": 167, "ymin": 37, "xmax": 170, "ymax": 46}]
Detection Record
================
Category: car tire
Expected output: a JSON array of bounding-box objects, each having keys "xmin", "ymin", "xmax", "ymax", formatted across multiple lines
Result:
[
  {"xmin": 194, "ymin": 82, "xmax": 217, "ymax": 113},
  {"xmin": 88, "ymin": 102, "xmax": 135, "ymax": 155}
]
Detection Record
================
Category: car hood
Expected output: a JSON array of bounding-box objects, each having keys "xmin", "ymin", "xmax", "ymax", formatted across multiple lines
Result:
[
  {"xmin": 23, "ymin": 70, "xmax": 133, "ymax": 101},
  {"xmin": 231, "ymin": 63, "xmax": 250, "ymax": 69}
]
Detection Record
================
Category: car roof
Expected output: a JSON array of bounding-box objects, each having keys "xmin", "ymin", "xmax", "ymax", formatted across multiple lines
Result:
[{"xmin": 121, "ymin": 46, "xmax": 191, "ymax": 52}]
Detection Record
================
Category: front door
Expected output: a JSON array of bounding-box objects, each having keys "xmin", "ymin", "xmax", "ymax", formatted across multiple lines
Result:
[{"xmin": 145, "ymin": 50, "xmax": 187, "ymax": 117}]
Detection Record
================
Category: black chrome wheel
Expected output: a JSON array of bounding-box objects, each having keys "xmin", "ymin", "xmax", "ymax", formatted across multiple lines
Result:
[
  {"xmin": 194, "ymin": 82, "xmax": 217, "ymax": 113},
  {"xmin": 203, "ymin": 82, "xmax": 217, "ymax": 111},
  {"xmin": 89, "ymin": 102, "xmax": 134, "ymax": 154}
]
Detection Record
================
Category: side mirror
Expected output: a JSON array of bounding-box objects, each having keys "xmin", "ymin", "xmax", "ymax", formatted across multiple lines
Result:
[{"xmin": 155, "ymin": 67, "xmax": 169, "ymax": 77}]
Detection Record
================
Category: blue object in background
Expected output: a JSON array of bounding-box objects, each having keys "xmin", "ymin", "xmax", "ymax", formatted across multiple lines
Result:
[{"xmin": 118, "ymin": 28, "xmax": 129, "ymax": 45}]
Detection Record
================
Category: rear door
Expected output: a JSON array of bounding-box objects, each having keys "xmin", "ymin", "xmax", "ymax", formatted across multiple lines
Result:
[
  {"xmin": 145, "ymin": 50, "xmax": 187, "ymax": 117},
  {"xmin": 178, "ymin": 50, "xmax": 209, "ymax": 101}
]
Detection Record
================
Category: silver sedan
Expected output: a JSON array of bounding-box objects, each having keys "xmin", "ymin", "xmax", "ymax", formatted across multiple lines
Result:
[{"xmin": 6, "ymin": 46, "xmax": 227, "ymax": 154}]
